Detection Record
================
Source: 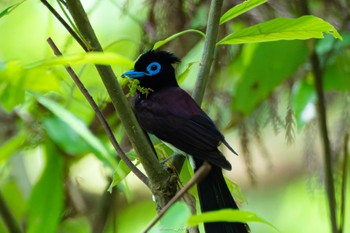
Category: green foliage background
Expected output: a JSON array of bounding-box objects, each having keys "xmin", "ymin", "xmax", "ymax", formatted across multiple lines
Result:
[{"xmin": 0, "ymin": 0, "xmax": 349, "ymax": 233}]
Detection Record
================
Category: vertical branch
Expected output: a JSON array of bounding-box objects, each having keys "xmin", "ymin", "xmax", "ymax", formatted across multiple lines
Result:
[
  {"xmin": 339, "ymin": 133, "xmax": 349, "ymax": 233},
  {"xmin": 311, "ymin": 51, "xmax": 338, "ymax": 233},
  {"xmin": 63, "ymin": 0, "xmax": 177, "ymax": 209},
  {"xmin": 192, "ymin": 0, "xmax": 223, "ymax": 105}
]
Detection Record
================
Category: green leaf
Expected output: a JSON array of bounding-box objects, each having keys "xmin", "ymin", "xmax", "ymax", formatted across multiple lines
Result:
[
  {"xmin": 232, "ymin": 41, "xmax": 308, "ymax": 115},
  {"xmin": 323, "ymin": 51, "xmax": 350, "ymax": 91},
  {"xmin": 177, "ymin": 62, "xmax": 198, "ymax": 85},
  {"xmin": 292, "ymin": 80, "xmax": 315, "ymax": 130},
  {"xmin": 27, "ymin": 141, "xmax": 64, "ymax": 233},
  {"xmin": 24, "ymin": 67, "xmax": 61, "ymax": 92},
  {"xmin": 220, "ymin": 0, "xmax": 267, "ymax": 25},
  {"xmin": 43, "ymin": 117, "xmax": 91, "ymax": 156},
  {"xmin": 217, "ymin": 15, "xmax": 342, "ymax": 45},
  {"xmin": 33, "ymin": 93, "xmax": 118, "ymax": 169},
  {"xmin": 0, "ymin": 1, "xmax": 25, "ymax": 18},
  {"xmin": 187, "ymin": 209, "xmax": 277, "ymax": 231},
  {"xmin": 0, "ymin": 61, "xmax": 26, "ymax": 112},
  {"xmin": 0, "ymin": 133, "xmax": 26, "ymax": 164},
  {"xmin": 27, "ymin": 52, "xmax": 134, "ymax": 69},
  {"xmin": 225, "ymin": 179, "xmax": 248, "ymax": 206},
  {"xmin": 153, "ymin": 29, "xmax": 205, "ymax": 50},
  {"xmin": 57, "ymin": 217, "xmax": 91, "ymax": 233},
  {"xmin": 150, "ymin": 202, "xmax": 191, "ymax": 233},
  {"xmin": 108, "ymin": 156, "xmax": 139, "ymax": 193}
]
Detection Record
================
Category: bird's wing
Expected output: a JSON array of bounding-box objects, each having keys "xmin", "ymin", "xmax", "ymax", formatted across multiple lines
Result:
[{"xmin": 134, "ymin": 88, "xmax": 231, "ymax": 169}]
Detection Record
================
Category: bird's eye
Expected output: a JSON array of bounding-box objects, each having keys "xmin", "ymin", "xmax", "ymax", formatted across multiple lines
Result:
[{"xmin": 146, "ymin": 62, "xmax": 161, "ymax": 76}]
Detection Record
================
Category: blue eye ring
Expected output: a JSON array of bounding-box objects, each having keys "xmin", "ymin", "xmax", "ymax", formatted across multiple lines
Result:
[{"xmin": 146, "ymin": 62, "xmax": 161, "ymax": 76}]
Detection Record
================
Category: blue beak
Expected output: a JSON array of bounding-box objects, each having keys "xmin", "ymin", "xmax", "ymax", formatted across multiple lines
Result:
[{"xmin": 122, "ymin": 70, "xmax": 147, "ymax": 79}]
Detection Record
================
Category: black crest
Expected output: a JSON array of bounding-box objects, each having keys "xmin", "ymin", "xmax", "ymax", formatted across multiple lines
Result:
[{"xmin": 134, "ymin": 50, "xmax": 180, "ymax": 70}]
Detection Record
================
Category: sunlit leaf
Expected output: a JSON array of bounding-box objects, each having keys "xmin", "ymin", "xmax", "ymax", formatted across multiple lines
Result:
[
  {"xmin": 0, "ymin": 61, "xmax": 25, "ymax": 112},
  {"xmin": 27, "ymin": 52, "xmax": 134, "ymax": 69},
  {"xmin": 150, "ymin": 202, "xmax": 191, "ymax": 233},
  {"xmin": 24, "ymin": 67, "xmax": 61, "ymax": 92},
  {"xmin": 220, "ymin": 0, "xmax": 267, "ymax": 25},
  {"xmin": 0, "ymin": 133, "xmax": 26, "ymax": 164},
  {"xmin": 188, "ymin": 209, "xmax": 277, "ymax": 231},
  {"xmin": 33, "ymin": 93, "xmax": 118, "ymax": 169},
  {"xmin": 0, "ymin": 1, "xmax": 25, "ymax": 18},
  {"xmin": 177, "ymin": 62, "xmax": 198, "ymax": 85},
  {"xmin": 27, "ymin": 141, "xmax": 64, "ymax": 233},
  {"xmin": 218, "ymin": 16, "xmax": 342, "ymax": 45},
  {"xmin": 225, "ymin": 179, "xmax": 248, "ymax": 206},
  {"xmin": 108, "ymin": 155, "xmax": 140, "ymax": 192},
  {"xmin": 153, "ymin": 29, "xmax": 205, "ymax": 50}
]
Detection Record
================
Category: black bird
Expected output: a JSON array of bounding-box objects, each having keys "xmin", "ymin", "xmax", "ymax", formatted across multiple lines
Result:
[{"xmin": 122, "ymin": 50, "xmax": 249, "ymax": 233}]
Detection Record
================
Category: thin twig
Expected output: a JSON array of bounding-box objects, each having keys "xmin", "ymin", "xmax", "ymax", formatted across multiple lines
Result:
[
  {"xmin": 47, "ymin": 37, "xmax": 149, "ymax": 187},
  {"xmin": 311, "ymin": 50, "xmax": 338, "ymax": 233},
  {"xmin": 40, "ymin": 0, "xmax": 88, "ymax": 51},
  {"xmin": 295, "ymin": 1, "xmax": 338, "ymax": 232},
  {"xmin": 0, "ymin": 191, "xmax": 23, "ymax": 233},
  {"xmin": 339, "ymin": 133, "xmax": 349, "ymax": 233},
  {"xmin": 192, "ymin": 0, "xmax": 223, "ymax": 105},
  {"xmin": 143, "ymin": 162, "xmax": 212, "ymax": 233}
]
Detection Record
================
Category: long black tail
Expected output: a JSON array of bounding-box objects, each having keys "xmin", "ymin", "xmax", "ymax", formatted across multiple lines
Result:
[{"xmin": 195, "ymin": 159, "xmax": 249, "ymax": 233}]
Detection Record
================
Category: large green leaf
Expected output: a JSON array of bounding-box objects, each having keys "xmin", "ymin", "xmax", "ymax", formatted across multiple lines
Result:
[
  {"xmin": 218, "ymin": 15, "xmax": 342, "ymax": 45},
  {"xmin": 220, "ymin": 0, "xmax": 267, "ymax": 25},
  {"xmin": 187, "ymin": 209, "xmax": 276, "ymax": 231},
  {"xmin": 33, "ymin": 93, "xmax": 118, "ymax": 169},
  {"xmin": 43, "ymin": 117, "xmax": 91, "ymax": 156},
  {"xmin": 317, "ymin": 33, "xmax": 350, "ymax": 91},
  {"xmin": 26, "ymin": 141, "xmax": 64, "ymax": 233},
  {"xmin": 232, "ymin": 41, "xmax": 308, "ymax": 115}
]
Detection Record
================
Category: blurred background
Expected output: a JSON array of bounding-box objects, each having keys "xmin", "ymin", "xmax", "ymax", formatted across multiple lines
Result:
[{"xmin": 0, "ymin": 0, "xmax": 349, "ymax": 233}]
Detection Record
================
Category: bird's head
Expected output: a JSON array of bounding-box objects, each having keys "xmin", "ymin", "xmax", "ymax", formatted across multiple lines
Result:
[{"xmin": 122, "ymin": 50, "xmax": 180, "ymax": 93}]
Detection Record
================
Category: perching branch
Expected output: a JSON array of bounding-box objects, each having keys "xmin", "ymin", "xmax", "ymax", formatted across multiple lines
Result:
[
  {"xmin": 144, "ymin": 162, "xmax": 212, "ymax": 233},
  {"xmin": 60, "ymin": 0, "xmax": 177, "ymax": 209},
  {"xmin": 192, "ymin": 0, "xmax": 223, "ymax": 105},
  {"xmin": 46, "ymin": 37, "xmax": 149, "ymax": 187},
  {"xmin": 0, "ymin": 191, "xmax": 22, "ymax": 233}
]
